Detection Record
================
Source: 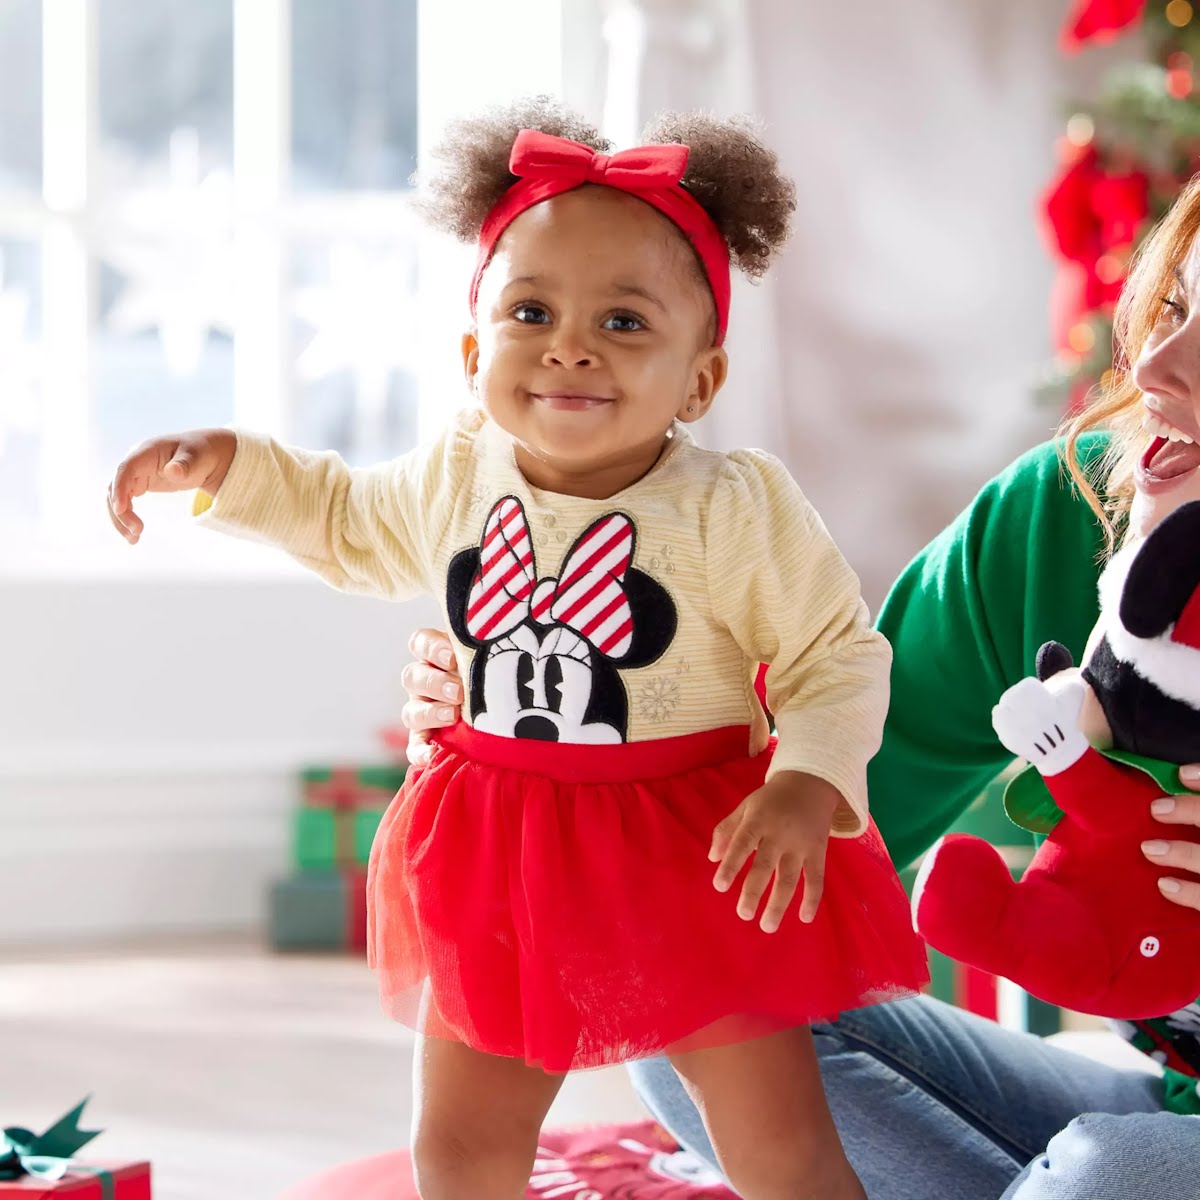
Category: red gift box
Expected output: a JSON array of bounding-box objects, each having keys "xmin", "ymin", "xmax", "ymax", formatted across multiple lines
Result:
[
  {"xmin": 1, "ymin": 1099, "xmax": 151, "ymax": 1199},
  {"xmin": 0, "ymin": 1162, "xmax": 150, "ymax": 1197}
]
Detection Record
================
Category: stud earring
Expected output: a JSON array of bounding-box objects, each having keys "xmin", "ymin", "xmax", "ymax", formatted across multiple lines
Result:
[{"xmin": 687, "ymin": 404, "xmax": 696, "ymax": 413}]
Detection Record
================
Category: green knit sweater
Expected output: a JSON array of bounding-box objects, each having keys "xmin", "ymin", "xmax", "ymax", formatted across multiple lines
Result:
[
  {"xmin": 867, "ymin": 432, "xmax": 1200, "ymax": 1113},
  {"xmin": 868, "ymin": 433, "xmax": 1110, "ymax": 871}
]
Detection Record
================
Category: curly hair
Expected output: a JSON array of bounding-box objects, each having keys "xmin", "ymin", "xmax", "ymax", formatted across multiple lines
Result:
[{"xmin": 416, "ymin": 97, "xmax": 795, "ymax": 280}]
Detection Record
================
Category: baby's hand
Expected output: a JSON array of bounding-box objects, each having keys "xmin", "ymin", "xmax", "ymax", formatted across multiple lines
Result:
[
  {"xmin": 709, "ymin": 770, "xmax": 842, "ymax": 932},
  {"xmin": 107, "ymin": 429, "xmax": 237, "ymax": 544}
]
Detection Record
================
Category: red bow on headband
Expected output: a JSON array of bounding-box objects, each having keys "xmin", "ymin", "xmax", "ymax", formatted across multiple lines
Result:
[
  {"xmin": 470, "ymin": 129, "xmax": 731, "ymax": 344},
  {"xmin": 509, "ymin": 129, "xmax": 691, "ymax": 192}
]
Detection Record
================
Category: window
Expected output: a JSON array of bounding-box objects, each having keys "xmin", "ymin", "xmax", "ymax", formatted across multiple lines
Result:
[{"xmin": 0, "ymin": 0, "xmax": 568, "ymax": 575}]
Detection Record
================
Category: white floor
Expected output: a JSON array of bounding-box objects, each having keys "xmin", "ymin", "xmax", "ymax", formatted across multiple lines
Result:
[{"xmin": 0, "ymin": 937, "xmax": 647, "ymax": 1200}]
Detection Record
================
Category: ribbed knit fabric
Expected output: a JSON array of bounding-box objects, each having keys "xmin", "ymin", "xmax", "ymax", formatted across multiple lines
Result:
[{"xmin": 196, "ymin": 407, "xmax": 890, "ymax": 834}]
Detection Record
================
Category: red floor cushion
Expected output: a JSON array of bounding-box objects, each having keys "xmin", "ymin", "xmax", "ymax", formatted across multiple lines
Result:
[{"xmin": 277, "ymin": 1120, "xmax": 735, "ymax": 1199}]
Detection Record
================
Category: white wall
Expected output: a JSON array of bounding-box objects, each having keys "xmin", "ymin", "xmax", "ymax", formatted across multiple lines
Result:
[
  {"xmin": 0, "ymin": 573, "xmax": 439, "ymax": 943},
  {"xmin": 666, "ymin": 0, "xmax": 1131, "ymax": 607}
]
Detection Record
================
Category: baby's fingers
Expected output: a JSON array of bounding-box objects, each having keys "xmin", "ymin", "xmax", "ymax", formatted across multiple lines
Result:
[
  {"xmin": 106, "ymin": 481, "xmax": 144, "ymax": 543},
  {"xmin": 758, "ymin": 857, "xmax": 801, "ymax": 933},
  {"xmin": 797, "ymin": 848, "xmax": 828, "ymax": 924},
  {"xmin": 712, "ymin": 818, "xmax": 758, "ymax": 893},
  {"xmin": 708, "ymin": 801, "xmax": 744, "ymax": 866},
  {"xmin": 735, "ymin": 848, "xmax": 777, "ymax": 922}
]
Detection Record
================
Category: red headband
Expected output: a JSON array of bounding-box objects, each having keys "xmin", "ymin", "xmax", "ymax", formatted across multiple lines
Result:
[{"xmin": 469, "ymin": 129, "xmax": 731, "ymax": 345}]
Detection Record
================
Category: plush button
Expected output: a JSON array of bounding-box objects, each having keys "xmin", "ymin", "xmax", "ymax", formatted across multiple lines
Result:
[{"xmin": 1140, "ymin": 935, "xmax": 1161, "ymax": 957}]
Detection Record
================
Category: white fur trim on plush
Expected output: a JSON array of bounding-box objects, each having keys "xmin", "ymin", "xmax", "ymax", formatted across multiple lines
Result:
[{"xmin": 1094, "ymin": 541, "xmax": 1200, "ymax": 710}]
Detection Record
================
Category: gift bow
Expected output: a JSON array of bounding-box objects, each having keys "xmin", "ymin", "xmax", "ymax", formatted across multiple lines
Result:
[
  {"xmin": 466, "ymin": 499, "xmax": 635, "ymax": 658},
  {"xmin": 1, "ymin": 1098, "xmax": 114, "ymax": 1199},
  {"xmin": 509, "ymin": 129, "xmax": 690, "ymax": 192}
]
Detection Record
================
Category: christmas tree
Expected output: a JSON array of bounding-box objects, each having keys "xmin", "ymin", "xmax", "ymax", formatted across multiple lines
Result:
[{"xmin": 1043, "ymin": 0, "xmax": 1200, "ymax": 406}]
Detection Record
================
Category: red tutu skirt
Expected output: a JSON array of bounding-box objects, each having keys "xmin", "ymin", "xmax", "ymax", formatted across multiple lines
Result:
[{"xmin": 367, "ymin": 723, "xmax": 928, "ymax": 1072}]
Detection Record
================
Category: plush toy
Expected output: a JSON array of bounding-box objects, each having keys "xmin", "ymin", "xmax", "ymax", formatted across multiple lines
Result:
[{"xmin": 913, "ymin": 500, "xmax": 1200, "ymax": 1018}]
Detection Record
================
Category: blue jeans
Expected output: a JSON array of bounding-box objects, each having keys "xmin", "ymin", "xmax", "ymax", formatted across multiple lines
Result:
[{"xmin": 627, "ymin": 995, "xmax": 1199, "ymax": 1199}]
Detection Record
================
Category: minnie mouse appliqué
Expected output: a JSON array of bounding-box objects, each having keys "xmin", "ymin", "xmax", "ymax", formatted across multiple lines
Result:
[{"xmin": 446, "ymin": 497, "xmax": 678, "ymax": 743}]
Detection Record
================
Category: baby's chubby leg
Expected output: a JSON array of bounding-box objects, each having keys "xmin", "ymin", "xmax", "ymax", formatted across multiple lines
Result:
[
  {"xmin": 410, "ymin": 1034, "xmax": 565, "ymax": 1200},
  {"xmin": 668, "ymin": 1026, "xmax": 867, "ymax": 1200}
]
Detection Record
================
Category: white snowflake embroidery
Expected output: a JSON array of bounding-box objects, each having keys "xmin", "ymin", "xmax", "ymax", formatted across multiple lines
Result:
[
  {"xmin": 465, "ymin": 483, "xmax": 489, "ymax": 516},
  {"xmin": 638, "ymin": 676, "xmax": 680, "ymax": 723}
]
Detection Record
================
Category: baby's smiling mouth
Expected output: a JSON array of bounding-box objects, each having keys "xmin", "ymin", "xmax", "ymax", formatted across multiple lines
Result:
[{"xmin": 530, "ymin": 391, "xmax": 616, "ymax": 411}]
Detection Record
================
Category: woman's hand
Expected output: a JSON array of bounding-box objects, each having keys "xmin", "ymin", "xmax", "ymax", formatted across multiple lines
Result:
[
  {"xmin": 709, "ymin": 770, "xmax": 842, "ymax": 933},
  {"xmin": 1141, "ymin": 765, "xmax": 1200, "ymax": 907},
  {"xmin": 401, "ymin": 629, "xmax": 463, "ymax": 766}
]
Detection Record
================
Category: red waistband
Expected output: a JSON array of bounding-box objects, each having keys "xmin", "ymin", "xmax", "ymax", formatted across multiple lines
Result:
[{"xmin": 432, "ymin": 723, "xmax": 757, "ymax": 784}]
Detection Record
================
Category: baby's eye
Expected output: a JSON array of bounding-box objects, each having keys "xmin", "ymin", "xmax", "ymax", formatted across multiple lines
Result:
[
  {"xmin": 513, "ymin": 303, "xmax": 551, "ymax": 325},
  {"xmin": 602, "ymin": 311, "xmax": 645, "ymax": 332}
]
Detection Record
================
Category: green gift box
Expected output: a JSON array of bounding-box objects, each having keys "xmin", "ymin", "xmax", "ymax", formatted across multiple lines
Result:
[
  {"xmin": 301, "ymin": 764, "xmax": 407, "ymax": 809},
  {"xmin": 354, "ymin": 806, "xmax": 388, "ymax": 866},
  {"xmin": 293, "ymin": 764, "xmax": 407, "ymax": 871},
  {"xmin": 268, "ymin": 871, "xmax": 367, "ymax": 952}
]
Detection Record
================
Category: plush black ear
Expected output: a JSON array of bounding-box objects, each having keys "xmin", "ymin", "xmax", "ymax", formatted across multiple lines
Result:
[
  {"xmin": 1036, "ymin": 641, "xmax": 1075, "ymax": 680},
  {"xmin": 1120, "ymin": 500, "xmax": 1200, "ymax": 638},
  {"xmin": 445, "ymin": 547, "xmax": 490, "ymax": 718},
  {"xmin": 616, "ymin": 569, "xmax": 678, "ymax": 669},
  {"xmin": 446, "ymin": 548, "xmax": 485, "ymax": 649}
]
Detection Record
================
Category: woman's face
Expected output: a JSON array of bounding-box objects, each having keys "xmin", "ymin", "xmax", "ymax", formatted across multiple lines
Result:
[{"xmin": 1130, "ymin": 234, "xmax": 1200, "ymax": 540}]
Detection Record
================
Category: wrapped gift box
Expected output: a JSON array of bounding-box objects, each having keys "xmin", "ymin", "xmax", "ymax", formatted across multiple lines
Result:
[
  {"xmin": 0, "ymin": 1100, "xmax": 151, "ymax": 1199},
  {"xmin": 268, "ymin": 870, "xmax": 367, "ymax": 952},
  {"xmin": 293, "ymin": 765, "xmax": 405, "ymax": 871},
  {"xmin": 301, "ymin": 765, "xmax": 406, "ymax": 810},
  {"xmin": 0, "ymin": 1162, "xmax": 151, "ymax": 1197}
]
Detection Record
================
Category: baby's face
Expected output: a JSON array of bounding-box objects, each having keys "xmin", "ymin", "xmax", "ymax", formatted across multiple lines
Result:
[{"xmin": 466, "ymin": 186, "xmax": 723, "ymax": 492}]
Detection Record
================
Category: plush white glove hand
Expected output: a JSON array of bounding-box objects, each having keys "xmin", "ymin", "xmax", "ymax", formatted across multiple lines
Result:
[{"xmin": 992, "ymin": 676, "xmax": 1090, "ymax": 777}]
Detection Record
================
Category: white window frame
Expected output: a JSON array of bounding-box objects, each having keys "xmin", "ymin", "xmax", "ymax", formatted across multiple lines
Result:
[{"xmin": 0, "ymin": 0, "xmax": 577, "ymax": 577}]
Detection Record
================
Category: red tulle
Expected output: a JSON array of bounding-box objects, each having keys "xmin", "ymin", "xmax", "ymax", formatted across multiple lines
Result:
[{"xmin": 367, "ymin": 724, "xmax": 928, "ymax": 1072}]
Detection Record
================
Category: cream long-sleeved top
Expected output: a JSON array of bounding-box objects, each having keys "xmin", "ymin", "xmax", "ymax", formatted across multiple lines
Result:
[{"xmin": 196, "ymin": 408, "xmax": 890, "ymax": 836}]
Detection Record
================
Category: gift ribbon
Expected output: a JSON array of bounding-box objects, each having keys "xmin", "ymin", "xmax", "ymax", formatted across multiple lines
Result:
[{"xmin": 1, "ymin": 1098, "xmax": 114, "ymax": 1199}]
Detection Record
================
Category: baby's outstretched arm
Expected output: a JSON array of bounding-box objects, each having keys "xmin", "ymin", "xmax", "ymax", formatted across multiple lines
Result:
[
  {"xmin": 107, "ymin": 429, "xmax": 237, "ymax": 544},
  {"xmin": 107, "ymin": 417, "xmax": 471, "ymax": 602}
]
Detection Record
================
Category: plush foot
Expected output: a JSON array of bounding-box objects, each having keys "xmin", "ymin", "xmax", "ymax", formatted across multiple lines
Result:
[{"xmin": 912, "ymin": 834, "xmax": 1016, "ymax": 968}]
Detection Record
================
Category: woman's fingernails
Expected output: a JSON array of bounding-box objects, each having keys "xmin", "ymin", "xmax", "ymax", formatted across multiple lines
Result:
[
  {"xmin": 1143, "ymin": 840, "xmax": 1170, "ymax": 856},
  {"xmin": 436, "ymin": 648, "xmax": 453, "ymax": 668},
  {"xmin": 1160, "ymin": 878, "xmax": 1183, "ymax": 895},
  {"xmin": 442, "ymin": 682, "xmax": 460, "ymax": 700},
  {"xmin": 436, "ymin": 706, "xmax": 453, "ymax": 721},
  {"xmin": 1152, "ymin": 798, "xmax": 1176, "ymax": 816},
  {"xmin": 1182, "ymin": 765, "xmax": 1200, "ymax": 786}
]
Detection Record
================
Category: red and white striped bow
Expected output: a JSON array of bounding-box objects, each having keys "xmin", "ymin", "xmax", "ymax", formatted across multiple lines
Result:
[{"xmin": 465, "ymin": 498, "xmax": 635, "ymax": 658}]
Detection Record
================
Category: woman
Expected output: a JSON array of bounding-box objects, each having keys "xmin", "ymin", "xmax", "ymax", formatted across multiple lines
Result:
[{"xmin": 397, "ymin": 176, "xmax": 1200, "ymax": 1198}]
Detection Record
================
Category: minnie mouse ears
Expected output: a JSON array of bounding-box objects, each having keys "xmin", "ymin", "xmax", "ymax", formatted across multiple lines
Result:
[{"xmin": 1119, "ymin": 500, "xmax": 1200, "ymax": 647}]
